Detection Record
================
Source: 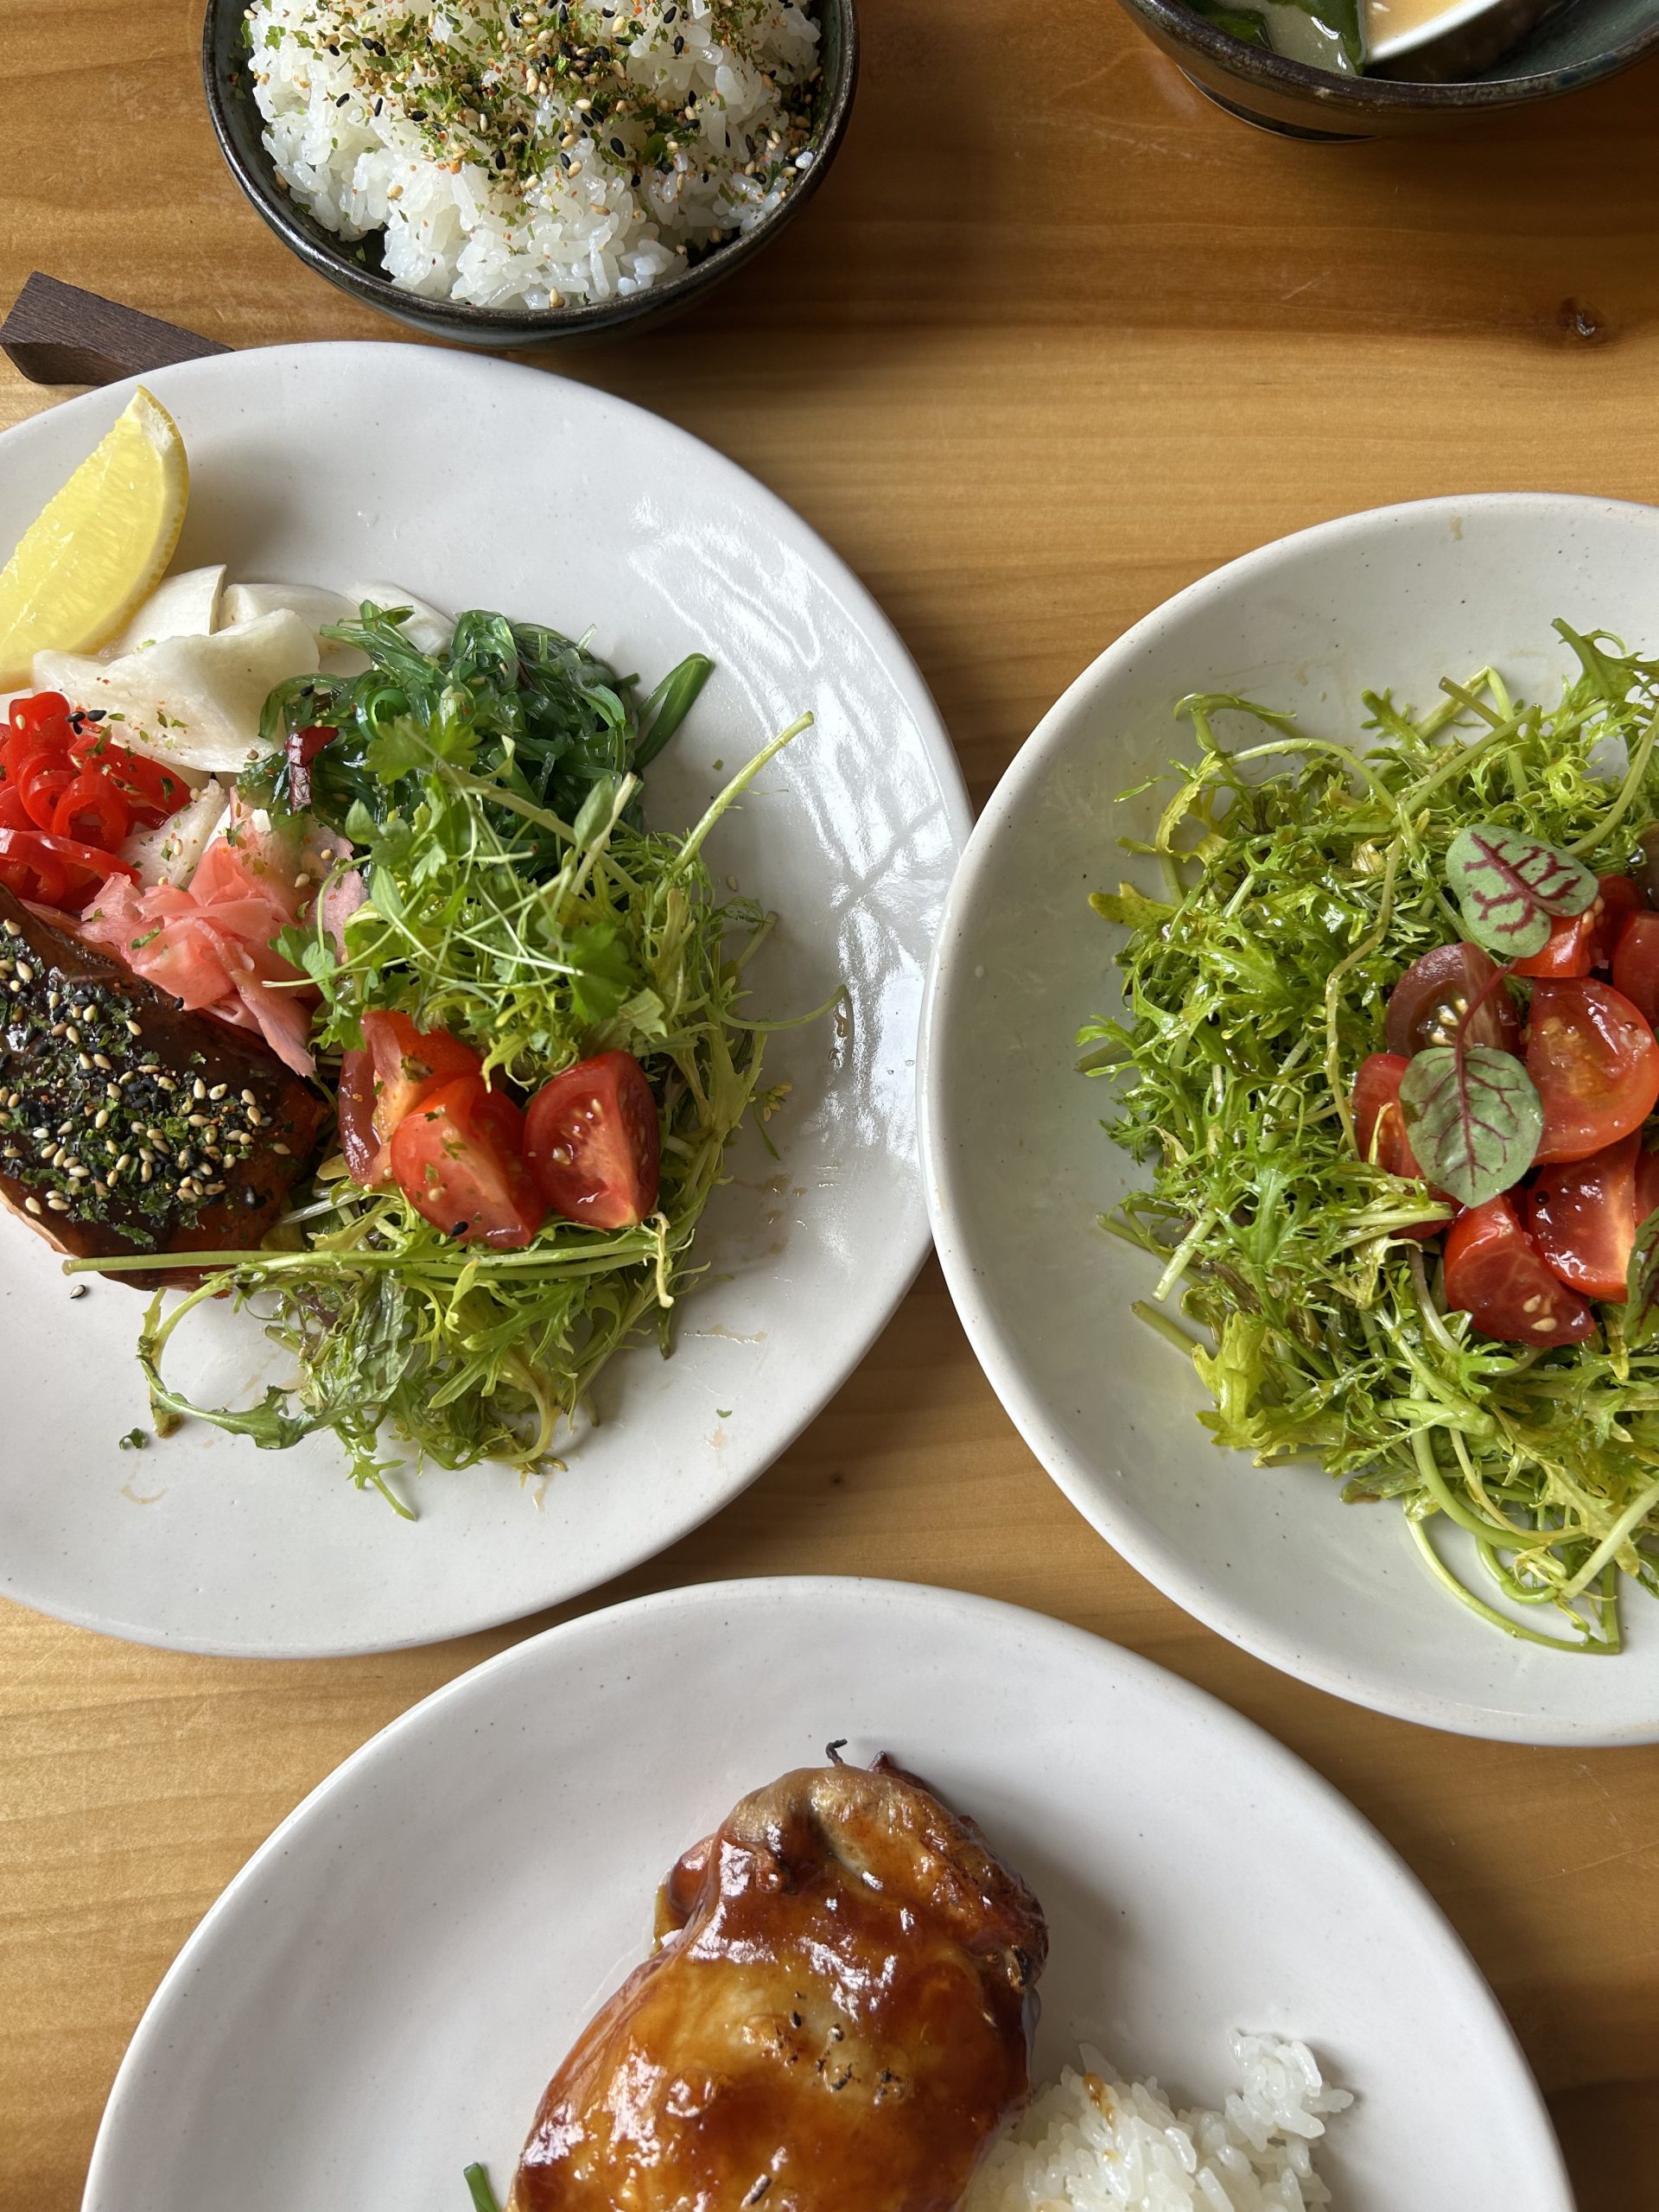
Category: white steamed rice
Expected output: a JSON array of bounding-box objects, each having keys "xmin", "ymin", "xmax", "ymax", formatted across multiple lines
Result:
[
  {"xmin": 245, "ymin": 0, "xmax": 821, "ymax": 308},
  {"xmin": 963, "ymin": 2033, "xmax": 1353, "ymax": 2212}
]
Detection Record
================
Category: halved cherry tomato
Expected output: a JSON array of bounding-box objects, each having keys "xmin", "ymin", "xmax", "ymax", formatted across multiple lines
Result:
[
  {"xmin": 524, "ymin": 1050, "xmax": 661, "ymax": 1231},
  {"xmin": 1385, "ymin": 942, "xmax": 1522, "ymax": 1058},
  {"xmin": 1444, "ymin": 1195, "xmax": 1596, "ymax": 1345},
  {"xmin": 50, "ymin": 771, "xmax": 129, "ymax": 852},
  {"xmin": 389, "ymin": 1073, "xmax": 546, "ymax": 1249},
  {"xmin": 1512, "ymin": 874, "xmax": 1643, "ymax": 978},
  {"xmin": 1611, "ymin": 911, "xmax": 1659, "ymax": 1031},
  {"xmin": 1528, "ymin": 1133, "xmax": 1643, "ymax": 1300},
  {"xmin": 337, "ymin": 1009, "xmax": 484, "ymax": 1185},
  {"xmin": 1526, "ymin": 979, "xmax": 1659, "ymax": 1165},
  {"xmin": 1351, "ymin": 1052, "xmax": 1441, "ymax": 1240}
]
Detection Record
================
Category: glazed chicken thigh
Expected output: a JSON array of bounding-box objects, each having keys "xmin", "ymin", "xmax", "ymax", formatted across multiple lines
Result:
[{"xmin": 508, "ymin": 1756, "xmax": 1048, "ymax": 2212}]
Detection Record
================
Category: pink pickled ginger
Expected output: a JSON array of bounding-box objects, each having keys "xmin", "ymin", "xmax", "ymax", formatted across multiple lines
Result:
[{"xmin": 81, "ymin": 830, "xmax": 320, "ymax": 1077}]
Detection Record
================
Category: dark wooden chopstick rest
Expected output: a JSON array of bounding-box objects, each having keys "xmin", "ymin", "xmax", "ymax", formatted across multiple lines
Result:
[{"xmin": 0, "ymin": 274, "xmax": 230, "ymax": 388}]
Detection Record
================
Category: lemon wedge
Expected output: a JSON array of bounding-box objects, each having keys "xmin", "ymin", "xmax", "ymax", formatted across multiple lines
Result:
[{"xmin": 0, "ymin": 386, "xmax": 189, "ymax": 687}]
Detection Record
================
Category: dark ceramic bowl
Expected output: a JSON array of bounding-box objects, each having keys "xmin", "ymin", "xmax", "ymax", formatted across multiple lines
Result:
[
  {"xmin": 202, "ymin": 0, "xmax": 857, "ymax": 343},
  {"xmin": 1114, "ymin": 0, "xmax": 1659, "ymax": 136}
]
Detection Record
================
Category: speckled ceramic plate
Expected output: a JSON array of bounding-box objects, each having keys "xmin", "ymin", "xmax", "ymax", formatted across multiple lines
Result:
[
  {"xmin": 82, "ymin": 1579, "xmax": 1569, "ymax": 2212},
  {"xmin": 922, "ymin": 493, "xmax": 1659, "ymax": 1745},
  {"xmin": 0, "ymin": 345, "xmax": 966, "ymax": 1657}
]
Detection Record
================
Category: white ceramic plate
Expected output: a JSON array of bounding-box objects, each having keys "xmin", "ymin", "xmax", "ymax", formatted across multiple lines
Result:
[
  {"xmin": 82, "ymin": 1576, "xmax": 1568, "ymax": 2212},
  {"xmin": 0, "ymin": 345, "xmax": 966, "ymax": 1657},
  {"xmin": 921, "ymin": 493, "xmax": 1659, "ymax": 1745}
]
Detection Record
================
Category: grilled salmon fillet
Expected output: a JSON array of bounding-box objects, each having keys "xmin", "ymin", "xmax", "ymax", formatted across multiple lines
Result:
[
  {"xmin": 508, "ymin": 1757, "xmax": 1048, "ymax": 2212},
  {"xmin": 0, "ymin": 889, "xmax": 325, "ymax": 1287}
]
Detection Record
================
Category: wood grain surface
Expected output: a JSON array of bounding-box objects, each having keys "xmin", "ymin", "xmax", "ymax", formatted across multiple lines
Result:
[{"xmin": 3, "ymin": 2, "xmax": 1659, "ymax": 2204}]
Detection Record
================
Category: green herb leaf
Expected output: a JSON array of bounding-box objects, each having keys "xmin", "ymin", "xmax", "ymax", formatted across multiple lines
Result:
[
  {"xmin": 635, "ymin": 652, "xmax": 715, "ymax": 769},
  {"xmin": 1090, "ymin": 884, "xmax": 1174, "ymax": 928},
  {"xmin": 1398, "ymin": 1042, "xmax": 1542, "ymax": 1206},
  {"xmin": 1445, "ymin": 823, "xmax": 1599, "ymax": 956},
  {"xmin": 1625, "ymin": 1207, "xmax": 1659, "ymax": 1347}
]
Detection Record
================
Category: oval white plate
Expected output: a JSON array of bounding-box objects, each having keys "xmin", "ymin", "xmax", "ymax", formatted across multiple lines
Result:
[
  {"xmin": 0, "ymin": 345, "xmax": 966, "ymax": 1656},
  {"xmin": 922, "ymin": 493, "xmax": 1659, "ymax": 1745},
  {"xmin": 83, "ymin": 1577, "xmax": 1567, "ymax": 2212}
]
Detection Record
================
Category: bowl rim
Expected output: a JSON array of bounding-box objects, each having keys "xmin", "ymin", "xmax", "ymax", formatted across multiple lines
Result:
[
  {"xmin": 1117, "ymin": 0, "xmax": 1659, "ymax": 111},
  {"xmin": 917, "ymin": 487, "xmax": 1659, "ymax": 1746},
  {"xmin": 200, "ymin": 0, "xmax": 859, "ymax": 336}
]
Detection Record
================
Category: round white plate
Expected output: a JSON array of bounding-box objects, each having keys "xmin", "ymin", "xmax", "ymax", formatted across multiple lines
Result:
[
  {"xmin": 0, "ymin": 345, "xmax": 966, "ymax": 1657},
  {"xmin": 922, "ymin": 492, "xmax": 1659, "ymax": 1745},
  {"xmin": 82, "ymin": 1578, "xmax": 1568, "ymax": 2212}
]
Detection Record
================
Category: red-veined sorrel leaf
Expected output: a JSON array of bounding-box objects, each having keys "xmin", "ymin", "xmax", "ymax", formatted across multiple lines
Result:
[
  {"xmin": 1625, "ymin": 1210, "xmax": 1659, "ymax": 1347},
  {"xmin": 1398, "ymin": 1041, "xmax": 1543, "ymax": 1207},
  {"xmin": 1445, "ymin": 823, "xmax": 1599, "ymax": 957}
]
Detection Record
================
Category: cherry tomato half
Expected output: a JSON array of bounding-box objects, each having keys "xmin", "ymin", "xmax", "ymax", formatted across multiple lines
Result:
[
  {"xmin": 1351, "ymin": 1052, "xmax": 1441, "ymax": 1240},
  {"xmin": 1526, "ymin": 979, "xmax": 1659, "ymax": 1166},
  {"xmin": 1611, "ymin": 912, "xmax": 1659, "ymax": 1031},
  {"xmin": 1444, "ymin": 1195, "xmax": 1596, "ymax": 1346},
  {"xmin": 337, "ymin": 1009, "xmax": 484, "ymax": 1185},
  {"xmin": 1528, "ymin": 1133, "xmax": 1645, "ymax": 1300},
  {"xmin": 524, "ymin": 1051, "xmax": 661, "ymax": 1231},
  {"xmin": 388, "ymin": 1074, "xmax": 546, "ymax": 1250},
  {"xmin": 1385, "ymin": 942, "xmax": 1522, "ymax": 1058},
  {"xmin": 1511, "ymin": 874, "xmax": 1643, "ymax": 979}
]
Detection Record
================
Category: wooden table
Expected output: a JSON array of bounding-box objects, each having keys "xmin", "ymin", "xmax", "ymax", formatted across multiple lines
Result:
[{"xmin": 3, "ymin": 3, "xmax": 1659, "ymax": 2203}]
